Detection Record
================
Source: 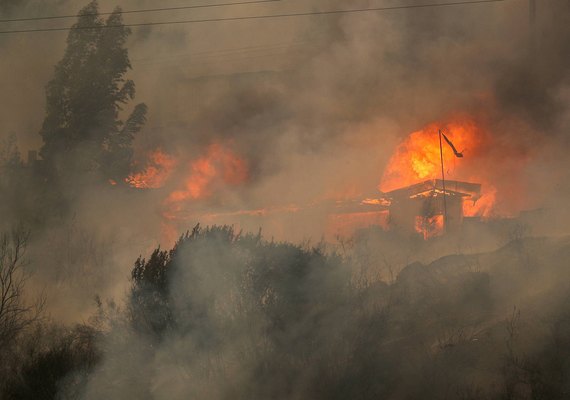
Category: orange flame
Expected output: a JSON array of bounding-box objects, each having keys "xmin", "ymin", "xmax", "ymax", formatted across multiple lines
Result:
[
  {"xmin": 381, "ymin": 119, "xmax": 481, "ymax": 192},
  {"xmin": 125, "ymin": 143, "xmax": 248, "ymax": 245},
  {"xmin": 380, "ymin": 117, "xmax": 499, "ymax": 218},
  {"xmin": 165, "ymin": 143, "xmax": 248, "ymax": 214},
  {"xmin": 126, "ymin": 149, "xmax": 177, "ymax": 189},
  {"xmin": 415, "ymin": 215, "xmax": 444, "ymax": 240}
]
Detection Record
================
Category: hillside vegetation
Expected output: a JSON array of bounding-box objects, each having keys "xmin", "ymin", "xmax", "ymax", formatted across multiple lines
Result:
[{"xmin": 3, "ymin": 226, "xmax": 570, "ymax": 399}]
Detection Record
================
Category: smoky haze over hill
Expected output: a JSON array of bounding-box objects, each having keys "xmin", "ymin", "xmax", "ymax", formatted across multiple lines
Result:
[
  {"xmin": 1, "ymin": 1, "xmax": 569, "ymax": 229},
  {"xmin": 0, "ymin": 0, "xmax": 570, "ymax": 399},
  {"xmin": 0, "ymin": 0, "xmax": 568, "ymax": 322}
]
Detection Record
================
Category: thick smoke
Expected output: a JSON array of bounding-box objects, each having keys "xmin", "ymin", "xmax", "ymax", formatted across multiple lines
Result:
[
  {"xmin": 1, "ymin": 0, "xmax": 570, "ymax": 398},
  {"xmin": 0, "ymin": 0, "xmax": 568, "ymax": 321},
  {"xmin": 2, "ymin": 0, "xmax": 569, "ymax": 227}
]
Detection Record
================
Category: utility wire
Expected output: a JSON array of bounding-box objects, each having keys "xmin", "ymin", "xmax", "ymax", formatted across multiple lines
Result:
[
  {"xmin": 0, "ymin": 0, "xmax": 507, "ymax": 35},
  {"xmin": 0, "ymin": 0, "xmax": 281, "ymax": 24}
]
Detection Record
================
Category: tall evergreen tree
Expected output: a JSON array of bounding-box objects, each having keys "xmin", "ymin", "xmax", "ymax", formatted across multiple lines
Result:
[{"xmin": 39, "ymin": 0, "xmax": 147, "ymax": 184}]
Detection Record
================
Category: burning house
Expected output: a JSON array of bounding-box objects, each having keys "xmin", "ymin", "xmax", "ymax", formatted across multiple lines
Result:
[
  {"xmin": 329, "ymin": 178, "xmax": 482, "ymax": 240},
  {"xmin": 126, "ymin": 118, "xmax": 500, "ymax": 242},
  {"xmin": 380, "ymin": 179, "xmax": 481, "ymax": 239}
]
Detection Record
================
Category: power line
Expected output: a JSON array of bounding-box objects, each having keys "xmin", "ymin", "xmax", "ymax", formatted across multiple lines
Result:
[
  {"xmin": 0, "ymin": 0, "xmax": 507, "ymax": 35},
  {"xmin": 0, "ymin": 0, "xmax": 280, "ymax": 24}
]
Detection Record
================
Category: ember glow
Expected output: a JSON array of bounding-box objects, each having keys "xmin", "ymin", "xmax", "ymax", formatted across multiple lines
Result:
[{"xmin": 415, "ymin": 215, "xmax": 444, "ymax": 240}]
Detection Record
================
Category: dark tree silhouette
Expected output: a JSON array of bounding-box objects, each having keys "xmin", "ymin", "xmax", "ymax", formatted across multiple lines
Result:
[
  {"xmin": 4, "ymin": 324, "xmax": 100, "ymax": 400},
  {"xmin": 0, "ymin": 229, "xmax": 42, "ymax": 347},
  {"xmin": 39, "ymin": 0, "xmax": 147, "ymax": 184}
]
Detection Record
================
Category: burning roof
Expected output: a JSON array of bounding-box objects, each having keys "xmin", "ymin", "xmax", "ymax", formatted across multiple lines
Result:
[{"xmin": 381, "ymin": 179, "xmax": 481, "ymax": 202}]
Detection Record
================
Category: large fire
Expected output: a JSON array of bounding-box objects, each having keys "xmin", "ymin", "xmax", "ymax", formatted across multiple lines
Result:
[
  {"xmin": 126, "ymin": 143, "xmax": 248, "ymax": 243},
  {"xmin": 125, "ymin": 115, "xmax": 534, "ymax": 243},
  {"xmin": 380, "ymin": 117, "xmax": 497, "ymax": 218},
  {"xmin": 164, "ymin": 143, "xmax": 248, "ymax": 214}
]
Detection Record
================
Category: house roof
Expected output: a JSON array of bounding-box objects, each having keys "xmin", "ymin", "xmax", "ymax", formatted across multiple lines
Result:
[{"xmin": 381, "ymin": 179, "xmax": 481, "ymax": 200}]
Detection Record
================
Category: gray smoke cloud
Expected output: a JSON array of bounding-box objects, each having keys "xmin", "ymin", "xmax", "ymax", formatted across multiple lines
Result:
[
  {"xmin": 0, "ymin": 0, "xmax": 569, "ymax": 331},
  {"xmin": 2, "ymin": 2, "xmax": 570, "ymax": 399}
]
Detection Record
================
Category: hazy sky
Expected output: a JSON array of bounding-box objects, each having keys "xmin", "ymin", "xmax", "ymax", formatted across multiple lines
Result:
[{"xmin": 0, "ymin": 0, "xmax": 537, "ymax": 150}]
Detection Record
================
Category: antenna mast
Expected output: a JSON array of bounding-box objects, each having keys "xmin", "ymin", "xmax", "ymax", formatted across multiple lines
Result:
[{"xmin": 438, "ymin": 129, "xmax": 447, "ymax": 231}]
